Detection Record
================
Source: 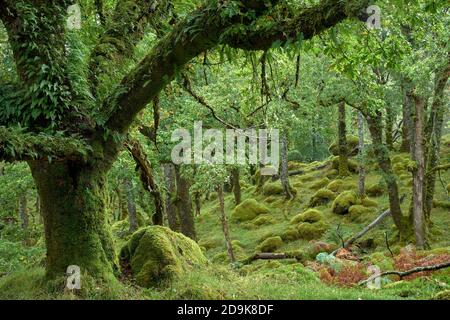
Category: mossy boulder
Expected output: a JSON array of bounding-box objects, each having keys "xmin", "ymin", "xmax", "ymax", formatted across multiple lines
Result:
[
  {"xmin": 325, "ymin": 169, "xmax": 339, "ymax": 178},
  {"xmin": 297, "ymin": 221, "xmax": 328, "ymax": 240},
  {"xmin": 252, "ymin": 215, "xmax": 275, "ymax": 226},
  {"xmin": 308, "ymin": 189, "xmax": 336, "ymax": 207},
  {"xmin": 280, "ymin": 228, "xmax": 300, "ymax": 242},
  {"xmin": 119, "ymin": 226, "xmax": 208, "ymax": 288},
  {"xmin": 328, "ymin": 135, "xmax": 360, "ymax": 156},
  {"xmin": 331, "ymin": 156, "xmax": 358, "ymax": 173},
  {"xmin": 348, "ymin": 205, "xmax": 374, "ymax": 223},
  {"xmin": 326, "ymin": 179, "xmax": 343, "ymax": 192},
  {"xmin": 257, "ymin": 236, "xmax": 283, "ymax": 252},
  {"xmin": 366, "ymin": 182, "xmax": 385, "ymax": 197},
  {"xmin": 332, "ymin": 191, "xmax": 360, "ymax": 215},
  {"xmin": 362, "ymin": 198, "xmax": 378, "ymax": 208},
  {"xmin": 262, "ymin": 182, "xmax": 284, "ymax": 196},
  {"xmin": 290, "ymin": 209, "xmax": 324, "ymax": 224},
  {"xmin": 309, "ymin": 177, "xmax": 330, "ymax": 190},
  {"xmin": 231, "ymin": 199, "xmax": 270, "ymax": 222},
  {"xmin": 198, "ymin": 238, "xmax": 221, "ymax": 250}
]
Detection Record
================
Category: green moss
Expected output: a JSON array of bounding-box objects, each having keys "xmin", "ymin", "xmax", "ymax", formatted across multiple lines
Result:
[
  {"xmin": 252, "ymin": 215, "xmax": 275, "ymax": 226},
  {"xmin": 257, "ymin": 236, "xmax": 283, "ymax": 252},
  {"xmin": 432, "ymin": 290, "xmax": 450, "ymax": 300},
  {"xmin": 362, "ymin": 198, "xmax": 378, "ymax": 208},
  {"xmin": 447, "ymin": 183, "xmax": 450, "ymax": 194},
  {"xmin": 290, "ymin": 209, "xmax": 324, "ymax": 224},
  {"xmin": 433, "ymin": 200, "xmax": 450, "ymax": 209},
  {"xmin": 326, "ymin": 179, "xmax": 343, "ymax": 192},
  {"xmin": 309, "ymin": 177, "xmax": 330, "ymax": 190},
  {"xmin": 366, "ymin": 182, "xmax": 385, "ymax": 197},
  {"xmin": 325, "ymin": 169, "xmax": 339, "ymax": 178},
  {"xmin": 348, "ymin": 205, "xmax": 374, "ymax": 223},
  {"xmin": 292, "ymin": 181, "xmax": 303, "ymax": 188},
  {"xmin": 368, "ymin": 252, "xmax": 394, "ymax": 271},
  {"xmin": 198, "ymin": 238, "xmax": 221, "ymax": 250},
  {"xmin": 280, "ymin": 228, "xmax": 300, "ymax": 242},
  {"xmin": 332, "ymin": 191, "xmax": 360, "ymax": 215},
  {"xmin": 119, "ymin": 226, "xmax": 207, "ymax": 288},
  {"xmin": 328, "ymin": 135, "xmax": 359, "ymax": 156},
  {"xmin": 231, "ymin": 199, "xmax": 270, "ymax": 222},
  {"xmin": 308, "ymin": 188, "xmax": 336, "ymax": 207},
  {"xmin": 297, "ymin": 221, "xmax": 328, "ymax": 240},
  {"xmin": 262, "ymin": 182, "xmax": 284, "ymax": 196},
  {"xmin": 331, "ymin": 156, "xmax": 358, "ymax": 173}
]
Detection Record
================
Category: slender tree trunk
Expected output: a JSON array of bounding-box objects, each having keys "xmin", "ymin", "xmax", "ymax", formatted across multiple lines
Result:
[
  {"xmin": 424, "ymin": 61, "xmax": 450, "ymax": 221},
  {"xmin": 18, "ymin": 191, "xmax": 29, "ymax": 230},
  {"xmin": 28, "ymin": 161, "xmax": 116, "ymax": 279},
  {"xmin": 411, "ymin": 94, "xmax": 426, "ymax": 249},
  {"xmin": 365, "ymin": 112, "xmax": 409, "ymax": 240},
  {"xmin": 174, "ymin": 165, "xmax": 196, "ymax": 240},
  {"xmin": 280, "ymin": 133, "xmax": 294, "ymax": 199},
  {"xmin": 230, "ymin": 168, "xmax": 241, "ymax": 205},
  {"xmin": 216, "ymin": 185, "xmax": 235, "ymax": 263},
  {"xmin": 357, "ymin": 112, "xmax": 366, "ymax": 197},
  {"xmin": 163, "ymin": 163, "xmax": 180, "ymax": 231},
  {"xmin": 124, "ymin": 178, "xmax": 138, "ymax": 233},
  {"xmin": 400, "ymin": 83, "xmax": 413, "ymax": 152},
  {"xmin": 338, "ymin": 101, "xmax": 349, "ymax": 176},
  {"xmin": 385, "ymin": 103, "xmax": 394, "ymax": 150},
  {"xmin": 194, "ymin": 192, "xmax": 201, "ymax": 216}
]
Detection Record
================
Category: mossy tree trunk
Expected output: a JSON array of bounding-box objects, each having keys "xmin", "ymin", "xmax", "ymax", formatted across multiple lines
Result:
[
  {"xmin": 400, "ymin": 82, "xmax": 414, "ymax": 152},
  {"xmin": 280, "ymin": 133, "xmax": 294, "ymax": 200},
  {"xmin": 365, "ymin": 112, "xmax": 410, "ymax": 240},
  {"xmin": 385, "ymin": 103, "xmax": 395, "ymax": 150},
  {"xmin": 163, "ymin": 163, "xmax": 180, "ymax": 231},
  {"xmin": 217, "ymin": 185, "xmax": 235, "ymax": 263},
  {"xmin": 29, "ymin": 160, "xmax": 117, "ymax": 280},
  {"xmin": 424, "ymin": 60, "xmax": 450, "ymax": 221},
  {"xmin": 410, "ymin": 94, "xmax": 427, "ymax": 249},
  {"xmin": 338, "ymin": 101, "xmax": 349, "ymax": 177},
  {"xmin": 174, "ymin": 165, "xmax": 196, "ymax": 240},
  {"xmin": 18, "ymin": 191, "xmax": 29, "ymax": 230},
  {"xmin": 124, "ymin": 177, "xmax": 138, "ymax": 233},
  {"xmin": 357, "ymin": 112, "xmax": 366, "ymax": 198},
  {"xmin": 230, "ymin": 168, "xmax": 242, "ymax": 205}
]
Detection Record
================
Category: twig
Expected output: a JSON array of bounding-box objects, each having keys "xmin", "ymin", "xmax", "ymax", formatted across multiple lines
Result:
[{"xmin": 385, "ymin": 232, "xmax": 394, "ymax": 258}]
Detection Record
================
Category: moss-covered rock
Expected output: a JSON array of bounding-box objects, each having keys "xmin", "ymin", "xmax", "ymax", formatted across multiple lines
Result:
[
  {"xmin": 297, "ymin": 221, "xmax": 328, "ymax": 240},
  {"xmin": 119, "ymin": 226, "xmax": 208, "ymax": 288},
  {"xmin": 198, "ymin": 238, "xmax": 221, "ymax": 250},
  {"xmin": 326, "ymin": 179, "xmax": 343, "ymax": 192},
  {"xmin": 308, "ymin": 189, "xmax": 336, "ymax": 207},
  {"xmin": 309, "ymin": 177, "xmax": 330, "ymax": 190},
  {"xmin": 432, "ymin": 290, "xmax": 450, "ymax": 300},
  {"xmin": 325, "ymin": 169, "xmax": 339, "ymax": 178},
  {"xmin": 331, "ymin": 156, "xmax": 358, "ymax": 173},
  {"xmin": 332, "ymin": 191, "xmax": 360, "ymax": 215},
  {"xmin": 280, "ymin": 228, "xmax": 300, "ymax": 242},
  {"xmin": 231, "ymin": 199, "xmax": 270, "ymax": 222},
  {"xmin": 252, "ymin": 215, "xmax": 275, "ymax": 226},
  {"xmin": 329, "ymin": 135, "xmax": 360, "ymax": 157},
  {"xmin": 257, "ymin": 236, "xmax": 283, "ymax": 252},
  {"xmin": 366, "ymin": 182, "xmax": 385, "ymax": 197},
  {"xmin": 348, "ymin": 205, "xmax": 374, "ymax": 223},
  {"xmin": 262, "ymin": 182, "xmax": 284, "ymax": 196},
  {"xmin": 362, "ymin": 198, "xmax": 378, "ymax": 208},
  {"xmin": 290, "ymin": 209, "xmax": 324, "ymax": 224}
]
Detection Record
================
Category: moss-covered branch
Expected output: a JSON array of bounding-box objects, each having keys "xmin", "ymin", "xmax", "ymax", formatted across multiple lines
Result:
[{"xmin": 0, "ymin": 127, "xmax": 91, "ymax": 162}]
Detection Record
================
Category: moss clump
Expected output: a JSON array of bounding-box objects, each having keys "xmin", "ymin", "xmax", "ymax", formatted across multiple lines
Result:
[
  {"xmin": 198, "ymin": 238, "xmax": 221, "ymax": 250},
  {"xmin": 308, "ymin": 189, "xmax": 336, "ymax": 207},
  {"xmin": 328, "ymin": 135, "xmax": 359, "ymax": 156},
  {"xmin": 231, "ymin": 199, "xmax": 270, "ymax": 222},
  {"xmin": 432, "ymin": 200, "xmax": 450, "ymax": 210},
  {"xmin": 368, "ymin": 252, "xmax": 394, "ymax": 271},
  {"xmin": 362, "ymin": 198, "xmax": 378, "ymax": 208},
  {"xmin": 432, "ymin": 290, "xmax": 450, "ymax": 300},
  {"xmin": 366, "ymin": 182, "xmax": 385, "ymax": 197},
  {"xmin": 290, "ymin": 209, "xmax": 324, "ymax": 224},
  {"xmin": 119, "ymin": 226, "xmax": 207, "ymax": 288},
  {"xmin": 348, "ymin": 205, "xmax": 374, "ymax": 223},
  {"xmin": 297, "ymin": 221, "xmax": 328, "ymax": 240},
  {"xmin": 257, "ymin": 236, "xmax": 283, "ymax": 252},
  {"xmin": 309, "ymin": 177, "xmax": 330, "ymax": 190},
  {"xmin": 325, "ymin": 169, "xmax": 339, "ymax": 178},
  {"xmin": 280, "ymin": 228, "xmax": 300, "ymax": 242},
  {"xmin": 262, "ymin": 182, "xmax": 284, "ymax": 196},
  {"xmin": 326, "ymin": 179, "xmax": 343, "ymax": 192},
  {"xmin": 331, "ymin": 157, "xmax": 358, "ymax": 173},
  {"xmin": 252, "ymin": 215, "xmax": 275, "ymax": 226},
  {"xmin": 292, "ymin": 181, "xmax": 303, "ymax": 188},
  {"xmin": 332, "ymin": 191, "xmax": 360, "ymax": 215}
]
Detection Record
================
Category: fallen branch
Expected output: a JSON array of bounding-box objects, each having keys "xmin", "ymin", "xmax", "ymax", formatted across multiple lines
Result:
[
  {"xmin": 359, "ymin": 261, "xmax": 450, "ymax": 286},
  {"xmin": 241, "ymin": 252, "xmax": 303, "ymax": 265}
]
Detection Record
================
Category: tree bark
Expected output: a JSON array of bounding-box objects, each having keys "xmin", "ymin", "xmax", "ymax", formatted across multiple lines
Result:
[
  {"xmin": 357, "ymin": 112, "xmax": 366, "ymax": 197},
  {"xmin": 124, "ymin": 178, "xmax": 138, "ymax": 233},
  {"xmin": 174, "ymin": 165, "xmax": 196, "ymax": 240},
  {"xmin": 338, "ymin": 101, "xmax": 349, "ymax": 176},
  {"xmin": 385, "ymin": 103, "xmax": 394, "ymax": 150},
  {"xmin": 163, "ymin": 163, "xmax": 180, "ymax": 232},
  {"xmin": 28, "ymin": 161, "xmax": 117, "ymax": 279},
  {"xmin": 410, "ymin": 94, "xmax": 426, "ymax": 249},
  {"xmin": 280, "ymin": 133, "xmax": 294, "ymax": 199},
  {"xmin": 230, "ymin": 168, "xmax": 241, "ymax": 205},
  {"xmin": 217, "ymin": 185, "xmax": 235, "ymax": 263},
  {"xmin": 400, "ymin": 83, "xmax": 413, "ymax": 152},
  {"xmin": 365, "ymin": 112, "xmax": 409, "ymax": 240}
]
